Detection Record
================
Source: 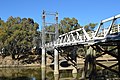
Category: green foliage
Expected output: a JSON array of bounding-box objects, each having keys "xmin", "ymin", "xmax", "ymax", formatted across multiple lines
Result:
[
  {"xmin": 0, "ymin": 16, "xmax": 39, "ymax": 59},
  {"xmin": 84, "ymin": 23, "xmax": 97, "ymax": 31},
  {"xmin": 59, "ymin": 17, "xmax": 82, "ymax": 34}
]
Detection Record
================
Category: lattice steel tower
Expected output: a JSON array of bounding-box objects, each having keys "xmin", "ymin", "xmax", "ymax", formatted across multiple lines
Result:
[{"xmin": 41, "ymin": 10, "xmax": 58, "ymax": 68}]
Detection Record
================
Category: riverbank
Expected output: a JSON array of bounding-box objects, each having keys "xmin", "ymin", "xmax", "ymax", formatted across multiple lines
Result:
[
  {"xmin": 0, "ymin": 64, "xmax": 41, "ymax": 68},
  {"xmin": 0, "ymin": 55, "xmax": 41, "ymax": 68}
]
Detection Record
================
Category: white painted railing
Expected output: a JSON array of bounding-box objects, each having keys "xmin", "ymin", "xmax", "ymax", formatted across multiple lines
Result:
[
  {"xmin": 45, "ymin": 28, "xmax": 93, "ymax": 47},
  {"xmin": 94, "ymin": 14, "xmax": 120, "ymax": 40}
]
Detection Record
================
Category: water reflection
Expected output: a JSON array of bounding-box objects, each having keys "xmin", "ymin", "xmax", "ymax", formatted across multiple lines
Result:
[
  {"xmin": 54, "ymin": 74, "xmax": 59, "ymax": 80},
  {"xmin": 0, "ymin": 67, "xmax": 41, "ymax": 80},
  {"xmin": 41, "ymin": 68, "xmax": 45, "ymax": 80},
  {"xmin": 0, "ymin": 67, "xmax": 120, "ymax": 80}
]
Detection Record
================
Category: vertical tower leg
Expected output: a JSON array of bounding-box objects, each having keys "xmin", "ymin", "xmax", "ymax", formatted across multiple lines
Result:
[
  {"xmin": 41, "ymin": 47, "xmax": 46, "ymax": 68},
  {"xmin": 54, "ymin": 48, "xmax": 59, "ymax": 74}
]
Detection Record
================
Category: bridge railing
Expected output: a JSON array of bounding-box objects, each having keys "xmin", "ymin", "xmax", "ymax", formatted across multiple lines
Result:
[
  {"xmin": 94, "ymin": 14, "xmax": 120, "ymax": 40},
  {"xmin": 54, "ymin": 28, "xmax": 93, "ymax": 47},
  {"xmin": 44, "ymin": 28, "xmax": 93, "ymax": 48},
  {"xmin": 95, "ymin": 24, "xmax": 120, "ymax": 38},
  {"xmin": 110, "ymin": 24, "xmax": 120, "ymax": 34}
]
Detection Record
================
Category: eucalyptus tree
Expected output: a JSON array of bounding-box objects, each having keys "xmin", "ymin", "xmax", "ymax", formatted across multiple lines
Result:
[
  {"xmin": 84, "ymin": 23, "xmax": 97, "ymax": 32},
  {"xmin": 59, "ymin": 17, "xmax": 82, "ymax": 34},
  {"xmin": 0, "ymin": 17, "xmax": 39, "ymax": 59}
]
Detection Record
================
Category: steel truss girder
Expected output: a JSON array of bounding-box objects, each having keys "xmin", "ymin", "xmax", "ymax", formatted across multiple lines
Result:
[
  {"xmin": 55, "ymin": 28, "xmax": 92, "ymax": 47},
  {"xmin": 46, "ymin": 27, "xmax": 92, "ymax": 48}
]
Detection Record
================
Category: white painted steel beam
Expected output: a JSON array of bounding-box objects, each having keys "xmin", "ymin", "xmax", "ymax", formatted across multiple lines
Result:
[
  {"xmin": 101, "ymin": 14, "xmax": 120, "ymax": 23},
  {"xmin": 82, "ymin": 28, "xmax": 90, "ymax": 40},
  {"xmin": 94, "ymin": 22, "xmax": 103, "ymax": 38},
  {"xmin": 104, "ymin": 19, "xmax": 116, "ymax": 37}
]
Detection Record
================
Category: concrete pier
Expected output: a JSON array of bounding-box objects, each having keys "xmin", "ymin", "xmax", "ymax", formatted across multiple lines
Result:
[
  {"xmin": 82, "ymin": 46, "xmax": 96, "ymax": 79},
  {"xmin": 41, "ymin": 48, "xmax": 46, "ymax": 68},
  {"xmin": 54, "ymin": 48, "xmax": 59, "ymax": 74}
]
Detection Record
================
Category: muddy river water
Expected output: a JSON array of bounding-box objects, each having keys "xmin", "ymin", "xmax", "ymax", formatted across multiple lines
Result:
[{"xmin": 0, "ymin": 66, "xmax": 119, "ymax": 80}]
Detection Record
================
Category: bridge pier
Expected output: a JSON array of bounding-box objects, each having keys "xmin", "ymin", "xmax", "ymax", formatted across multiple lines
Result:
[
  {"xmin": 82, "ymin": 46, "xmax": 96, "ymax": 79},
  {"xmin": 41, "ymin": 47, "xmax": 46, "ymax": 68},
  {"xmin": 89, "ymin": 46, "xmax": 96, "ymax": 80},
  {"xmin": 54, "ymin": 48, "xmax": 59, "ymax": 74},
  {"xmin": 72, "ymin": 47, "xmax": 77, "ymax": 74}
]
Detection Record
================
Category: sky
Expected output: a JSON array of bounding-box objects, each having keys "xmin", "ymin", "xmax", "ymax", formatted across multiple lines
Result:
[{"xmin": 0, "ymin": 0, "xmax": 120, "ymax": 30}]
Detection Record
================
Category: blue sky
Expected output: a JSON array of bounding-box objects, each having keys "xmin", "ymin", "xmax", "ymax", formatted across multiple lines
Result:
[{"xmin": 0, "ymin": 0, "xmax": 120, "ymax": 30}]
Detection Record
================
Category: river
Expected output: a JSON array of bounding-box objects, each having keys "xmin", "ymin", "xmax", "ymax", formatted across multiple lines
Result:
[{"xmin": 0, "ymin": 66, "xmax": 119, "ymax": 80}]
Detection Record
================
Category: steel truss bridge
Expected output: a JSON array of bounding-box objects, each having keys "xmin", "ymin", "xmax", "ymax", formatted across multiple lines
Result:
[
  {"xmin": 46, "ymin": 14, "xmax": 120, "ymax": 48},
  {"xmin": 41, "ymin": 11, "xmax": 120, "ymax": 79}
]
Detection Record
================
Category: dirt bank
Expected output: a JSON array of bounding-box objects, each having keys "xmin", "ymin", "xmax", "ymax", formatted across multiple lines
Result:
[{"xmin": 0, "ymin": 55, "xmax": 41, "ymax": 68}]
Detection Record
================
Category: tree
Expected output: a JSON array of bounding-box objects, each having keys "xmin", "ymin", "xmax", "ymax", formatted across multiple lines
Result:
[
  {"xmin": 59, "ymin": 17, "xmax": 82, "ymax": 34},
  {"xmin": 84, "ymin": 23, "xmax": 97, "ymax": 32},
  {"xmin": 0, "ymin": 17, "xmax": 39, "ymax": 59}
]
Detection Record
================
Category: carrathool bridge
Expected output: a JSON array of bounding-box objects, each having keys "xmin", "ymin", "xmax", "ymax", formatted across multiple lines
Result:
[{"xmin": 41, "ymin": 11, "xmax": 120, "ymax": 79}]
